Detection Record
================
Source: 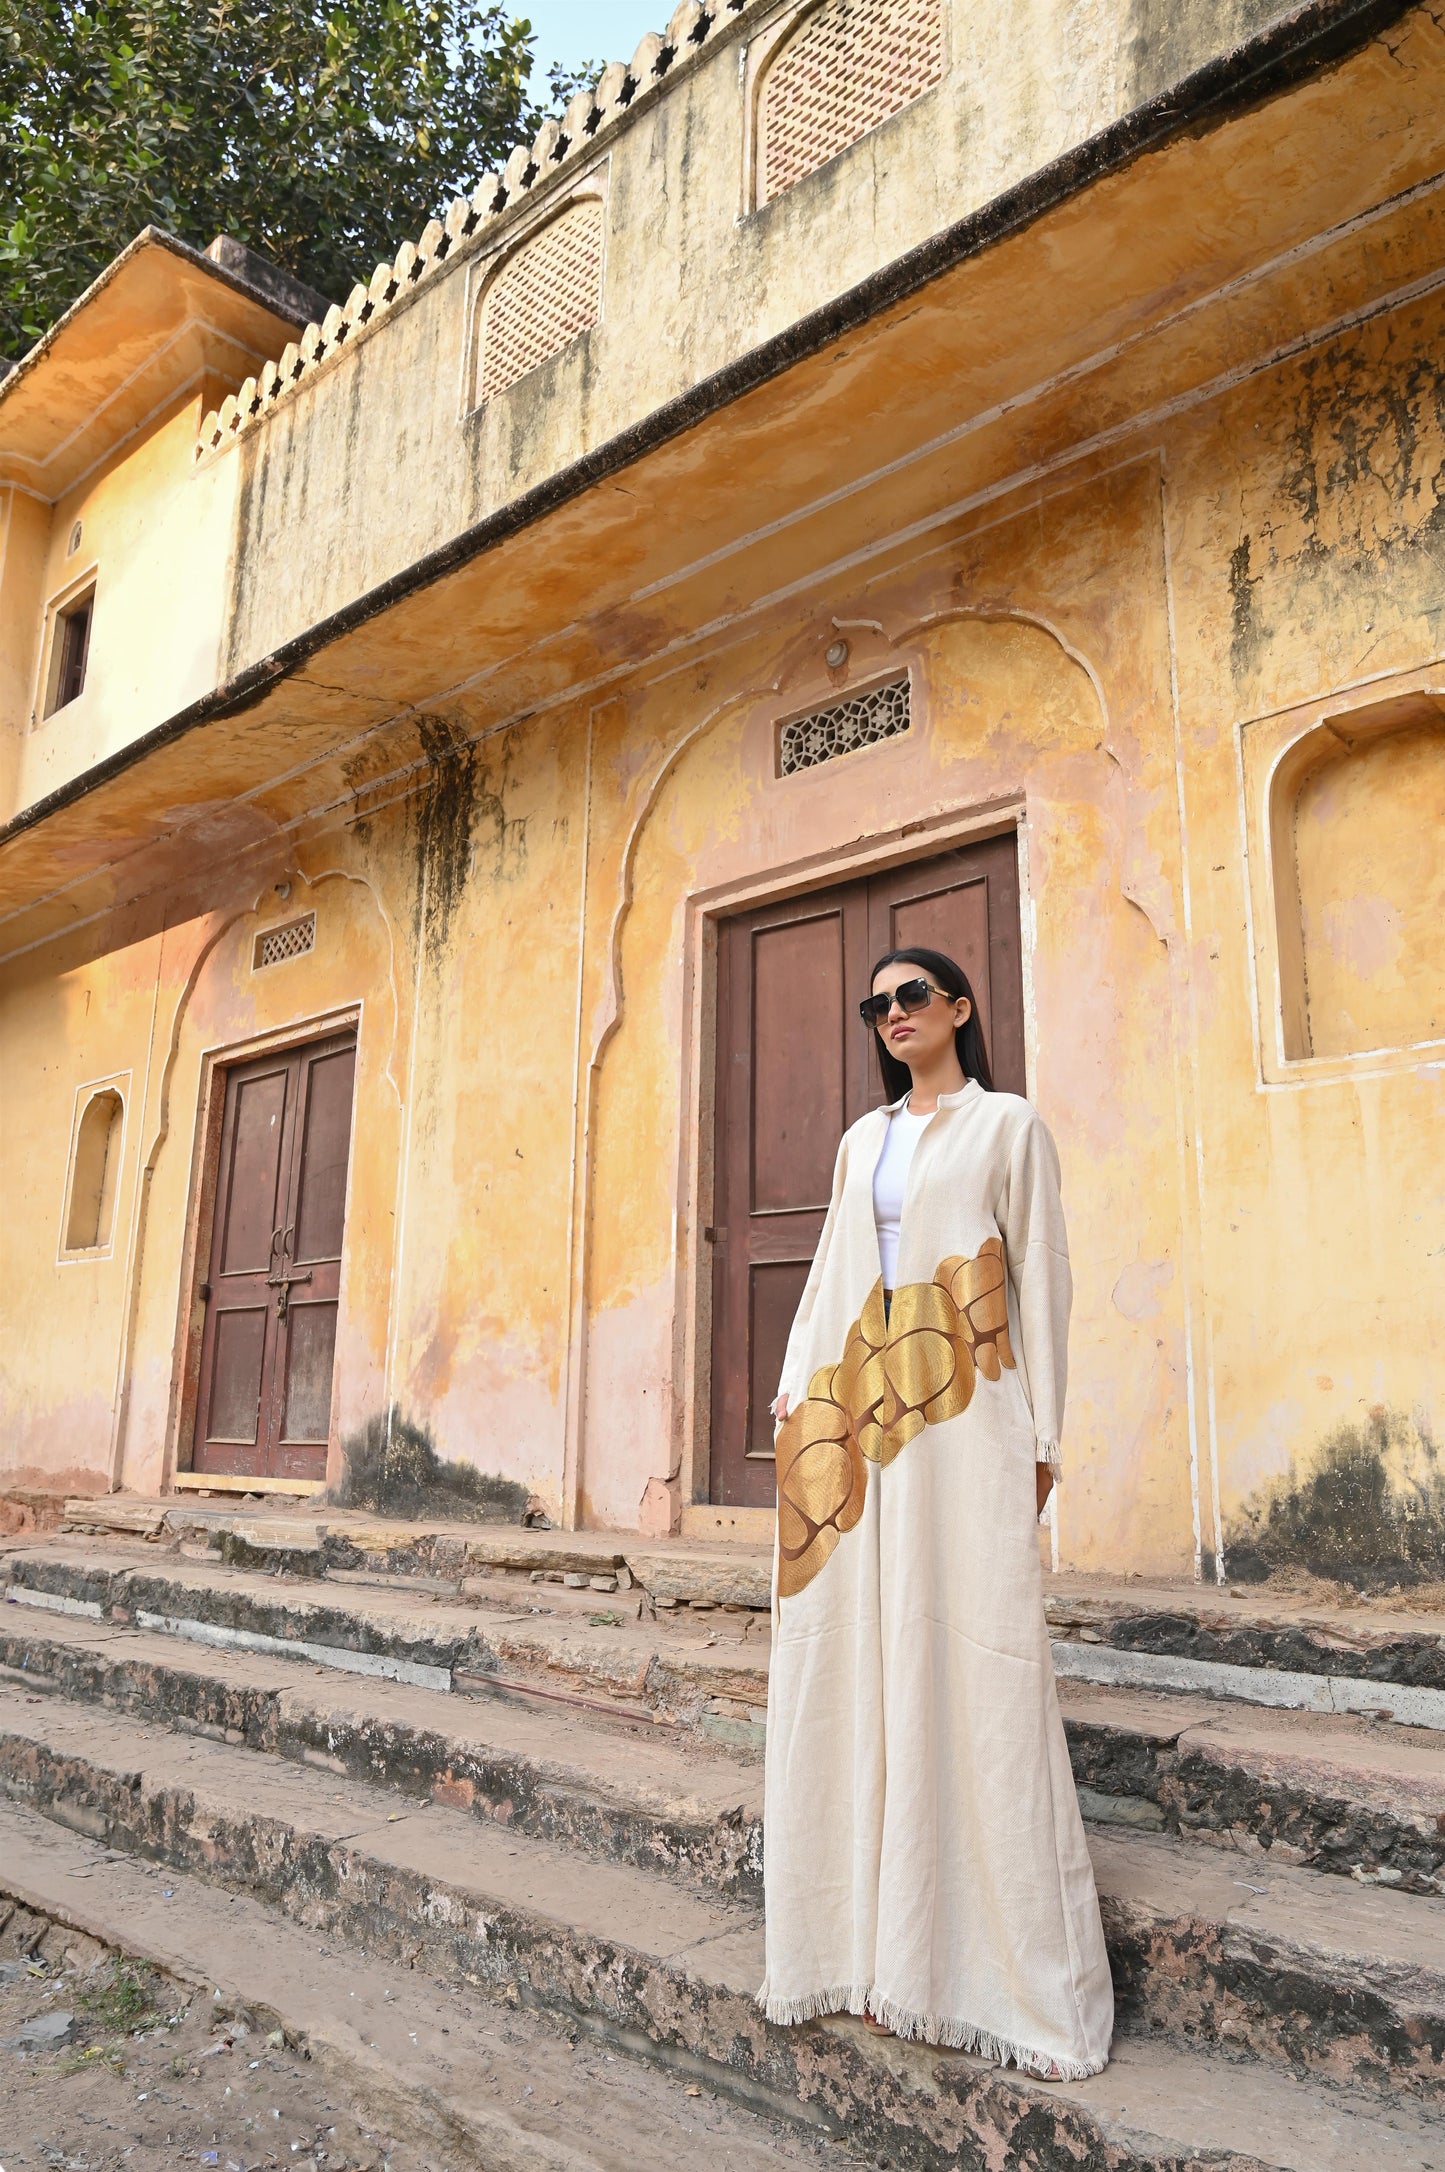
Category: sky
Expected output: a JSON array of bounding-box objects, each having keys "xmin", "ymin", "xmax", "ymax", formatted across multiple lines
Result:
[{"xmin": 520, "ymin": 2, "xmax": 665, "ymax": 97}]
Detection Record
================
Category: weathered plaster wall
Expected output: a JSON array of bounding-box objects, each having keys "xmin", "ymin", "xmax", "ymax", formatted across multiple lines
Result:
[
  {"xmin": 6, "ymin": 255, "xmax": 1444, "ymax": 1567},
  {"xmin": 0, "ymin": 921, "xmax": 163, "ymax": 1492},
  {"xmin": 4, "ymin": 9, "xmax": 1443, "ymax": 1578},
  {"xmin": 371, "ymin": 713, "xmax": 582, "ymax": 1515},
  {"xmin": 0, "ymin": 393, "xmax": 240, "ymax": 821},
  {"xmin": 216, "ymin": 0, "xmax": 1305, "ymax": 678},
  {"xmin": 1161, "ymin": 282, "xmax": 1445, "ymax": 1581},
  {"xmin": 1293, "ymin": 719, "xmax": 1445, "ymax": 1059},
  {"xmin": 0, "ymin": 488, "xmax": 49, "ymax": 816}
]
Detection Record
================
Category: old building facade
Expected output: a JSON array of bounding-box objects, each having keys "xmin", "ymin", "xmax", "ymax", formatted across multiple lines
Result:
[{"xmin": 2, "ymin": 0, "xmax": 1442, "ymax": 1586}]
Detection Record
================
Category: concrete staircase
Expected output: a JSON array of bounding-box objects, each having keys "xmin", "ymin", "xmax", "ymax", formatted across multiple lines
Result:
[{"xmin": 1, "ymin": 1509, "xmax": 1443, "ymax": 2169}]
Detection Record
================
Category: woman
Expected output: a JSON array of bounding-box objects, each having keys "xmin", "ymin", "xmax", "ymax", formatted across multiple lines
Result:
[{"xmin": 760, "ymin": 945, "xmax": 1113, "ymax": 2080}]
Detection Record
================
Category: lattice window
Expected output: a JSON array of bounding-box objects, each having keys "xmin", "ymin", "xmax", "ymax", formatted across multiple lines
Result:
[
  {"xmin": 254, "ymin": 914, "xmax": 316, "ymax": 970},
  {"xmin": 475, "ymin": 199, "xmax": 604, "ymax": 404},
  {"xmin": 759, "ymin": 0, "xmax": 944, "ymax": 204},
  {"xmin": 778, "ymin": 675, "xmax": 911, "ymax": 775}
]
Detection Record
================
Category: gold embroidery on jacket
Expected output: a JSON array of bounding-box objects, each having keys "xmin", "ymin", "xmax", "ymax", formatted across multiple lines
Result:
[{"xmin": 775, "ymin": 1240, "xmax": 1014, "ymax": 1599}]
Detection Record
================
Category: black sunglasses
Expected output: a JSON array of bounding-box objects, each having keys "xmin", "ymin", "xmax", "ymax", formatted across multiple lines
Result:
[{"xmin": 858, "ymin": 976, "xmax": 951, "ymax": 1029}]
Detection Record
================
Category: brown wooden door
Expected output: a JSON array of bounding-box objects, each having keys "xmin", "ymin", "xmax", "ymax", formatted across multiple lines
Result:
[
  {"xmin": 192, "ymin": 1029, "xmax": 357, "ymax": 1482},
  {"xmin": 709, "ymin": 835, "xmax": 1023, "ymax": 1506}
]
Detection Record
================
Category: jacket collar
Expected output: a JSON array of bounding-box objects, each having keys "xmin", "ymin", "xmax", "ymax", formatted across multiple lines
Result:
[{"xmin": 882, "ymin": 1080, "xmax": 983, "ymax": 1114}]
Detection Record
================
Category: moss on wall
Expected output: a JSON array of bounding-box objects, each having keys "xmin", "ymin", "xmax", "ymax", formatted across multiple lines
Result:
[
  {"xmin": 328, "ymin": 1408, "xmax": 533, "ymax": 1523},
  {"xmin": 1225, "ymin": 1407, "xmax": 1445, "ymax": 1592},
  {"xmin": 409, "ymin": 713, "xmax": 528, "ymax": 956}
]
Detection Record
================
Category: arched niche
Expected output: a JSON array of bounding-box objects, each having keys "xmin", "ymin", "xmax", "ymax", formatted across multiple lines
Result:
[
  {"xmin": 65, "ymin": 1087, "xmax": 124, "ymax": 1253},
  {"xmin": 1271, "ymin": 691, "xmax": 1445, "ymax": 1059}
]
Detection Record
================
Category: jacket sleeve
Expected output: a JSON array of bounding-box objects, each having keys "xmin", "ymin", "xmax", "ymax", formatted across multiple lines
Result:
[
  {"xmin": 775, "ymin": 1131, "xmax": 850, "ymax": 1414},
  {"xmin": 1000, "ymin": 1110, "xmax": 1072, "ymax": 1476}
]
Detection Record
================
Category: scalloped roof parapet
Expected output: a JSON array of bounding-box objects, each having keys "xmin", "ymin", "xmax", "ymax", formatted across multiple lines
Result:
[{"xmin": 194, "ymin": 0, "xmax": 755, "ymax": 466}]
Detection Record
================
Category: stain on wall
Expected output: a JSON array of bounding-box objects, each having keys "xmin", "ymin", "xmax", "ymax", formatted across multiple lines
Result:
[
  {"xmin": 329, "ymin": 1408, "xmax": 534, "ymax": 1523},
  {"xmin": 410, "ymin": 715, "xmax": 528, "ymax": 954},
  {"xmin": 411, "ymin": 715, "xmax": 476, "ymax": 952},
  {"xmin": 1225, "ymin": 1407, "xmax": 1445, "ymax": 1592},
  {"xmin": 1227, "ymin": 307, "xmax": 1445, "ymax": 697}
]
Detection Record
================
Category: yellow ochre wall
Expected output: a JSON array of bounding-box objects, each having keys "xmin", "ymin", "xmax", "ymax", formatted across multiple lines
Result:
[
  {"xmin": 0, "ymin": 387, "xmax": 241, "ymax": 820},
  {"xmin": 5, "ymin": 264, "xmax": 1443, "ymax": 1580}
]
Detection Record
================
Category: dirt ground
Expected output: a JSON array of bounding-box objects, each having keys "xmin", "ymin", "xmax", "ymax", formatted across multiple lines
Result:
[{"xmin": 0, "ymin": 1905, "xmax": 401, "ymax": 2172}]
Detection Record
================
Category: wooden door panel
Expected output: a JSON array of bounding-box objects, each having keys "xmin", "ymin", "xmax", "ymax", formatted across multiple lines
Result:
[
  {"xmin": 192, "ymin": 1029, "xmax": 355, "ymax": 1483},
  {"xmin": 748, "ymin": 1259, "xmax": 809, "ymax": 1462},
  {"xmin": 711, "ymin": 885, "xmax": 869, "ymax": 1505},
  {"xmin": 751, "ymin": 911, "xmax": 847, "ymax": 1213},
  {"xmin": 219, "ymin": 1068, "xmax": 289, "ymax": 1273},
  {"xmin": 279, "ymin": 1299, "xmax": 338, "ymax": 1444},
  {"xmin": 193, "ymin": 1051, "xmax": 295, "ymax": 1476},
  {"xmin": 292, "ymin": 1046, "xmax": 355, "ymax": 1263},
  {"xmin": 710, "ymin": 833, "xmax": 1026, "ymax": 1505},
  {"xmin": 205, "ymin": 1307, "xmax": 268, "ymax": 1444}
]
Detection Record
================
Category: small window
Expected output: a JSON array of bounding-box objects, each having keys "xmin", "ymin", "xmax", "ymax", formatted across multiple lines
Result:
[
  {"xmin": 778, "ymin": 674, "xmax": 911, "ymax": 775},
  {"xmin": 253, "ymin": 912, "xmax": 316, "ymax": 969},
  {"xmin": 46, "ymin": 586, "xmax": 94, "ymax": 716},
  {"xmin": 64, "ymin": 1088, "xmax": 124, "ymax": 1253}
]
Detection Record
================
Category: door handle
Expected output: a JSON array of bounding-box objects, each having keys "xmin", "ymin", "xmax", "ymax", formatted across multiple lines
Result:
[{"xmin": 265, "ymin": 1254, "xmax": 312, "ymax": 1320}]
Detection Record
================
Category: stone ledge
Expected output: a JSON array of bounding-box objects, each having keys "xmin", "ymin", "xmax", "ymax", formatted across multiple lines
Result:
[
  {"xmin": 53, "ymin": 1501, "xmax": 775, "ymax": 1609},
  {"xmin": 1047, "ymin": 1575, "xmax": 1445, "ymax": 1690}
]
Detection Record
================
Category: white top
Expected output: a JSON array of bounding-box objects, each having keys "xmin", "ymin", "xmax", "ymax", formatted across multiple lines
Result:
[{"xmin": 871, "ymin": 1104, "xmax": 933, "ymax": 1289}]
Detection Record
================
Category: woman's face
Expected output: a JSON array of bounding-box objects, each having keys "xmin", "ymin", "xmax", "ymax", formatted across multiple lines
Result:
[{"xmin": 871, "ymin": 961, "xmax": 971, "ymax": 1071}]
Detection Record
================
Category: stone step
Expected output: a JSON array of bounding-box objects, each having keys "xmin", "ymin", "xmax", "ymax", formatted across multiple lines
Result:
[
  {"xmin": 0, "ymin": 1687, "xmax": 1438, "ymax": 2171},
  {"xmin": 4, "ymin": 1541, "xmax": 773, "ymax": 1730},
  {"xmin": 52, "ymin": 1500, "xmax": 775, "ymax": 1610},
  {"xmin": 0, "ymin": 1607, "xmax": 766, "ymax": 1900},
  {"xmin": 1052, "ymin": 1637, "xmax": 1445, "ymax": 1731},
  {"xmin": 1067, "ymin": 1681, "xmax": 1445, "ymax": 1893},
  {"xmin": 53, "ymin": 1508, "xmax": 1445, "ymax": 1703},
  {"xmin": 20, "ymin": 1533, "xmax": 1445, "ymax": 1735},
  {"xmin": 1045, "ymin": 1575, "xmax": 1445, "ymax": 1692},
  {"xmin": 0, "ymin": 1796, "xmax": 842, "ymax": 2172},
  {"xmin": 33, "ymin": 1520, "xmax": 1445, "ymax": 1734},
  {"xmin": 9, "ymin": 1545, "xmax": 1445, "ymax": 1891},
  {"xmin": 4, "ymin": 1608, "xmax": 1445, "ymax": 2100}
]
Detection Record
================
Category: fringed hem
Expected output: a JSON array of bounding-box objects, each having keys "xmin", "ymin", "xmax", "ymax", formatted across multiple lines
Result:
[
  {"xmin": 756, "ymin": 1983, "xmax": 1106, "ymax": 2081},
  {"xmin": 757, "ymin": 1982, "xmax": 872, "ymax": 2029},
  {"xmin": 1035, "ymin": 1439, "xmax": 1063, "ymax": 1477}
]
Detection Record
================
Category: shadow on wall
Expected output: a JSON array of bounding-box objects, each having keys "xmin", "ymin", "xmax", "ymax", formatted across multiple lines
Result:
[
  {"xmin": 327, "ymin": 1409, "xmax": 541, "ymax": 1525},
  {"xmin": 1224, "ymin": 1407, "xmax": 1445, "ymax": 1594}
]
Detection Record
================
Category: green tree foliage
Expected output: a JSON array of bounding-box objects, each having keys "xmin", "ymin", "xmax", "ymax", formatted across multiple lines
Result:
[{"xmin": 0, "ymin": 3, "xmax": 583, "ymax": 361}]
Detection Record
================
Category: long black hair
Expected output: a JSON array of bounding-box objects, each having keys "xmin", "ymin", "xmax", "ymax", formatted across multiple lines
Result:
[{"xmin": 869, "ymin": 945, "xmax": 994, "ymax": 1102}]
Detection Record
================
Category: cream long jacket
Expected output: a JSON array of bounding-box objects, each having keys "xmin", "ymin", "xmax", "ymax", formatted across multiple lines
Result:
[{"xmin": 760, "ymin": 1083, "xmax": 1114, "ymax": 2079}]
